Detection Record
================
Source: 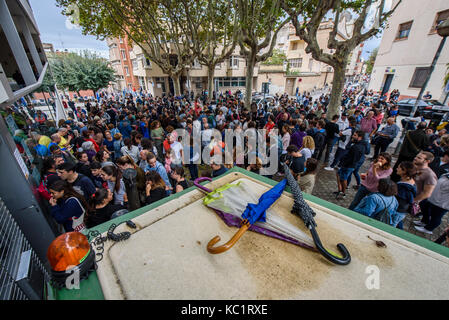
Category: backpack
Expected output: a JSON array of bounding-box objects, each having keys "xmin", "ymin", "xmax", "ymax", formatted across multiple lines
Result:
[
  {"xmin": 67, "ymin": 197, "xmax": 86, "ymax": 232},
  {"xmin": 373, "ymin": 195, "xmax": 393, "ymax": 225},
  {"xmin": 37, "ymin": 173, "xmax": 56, "ymax": 201}
]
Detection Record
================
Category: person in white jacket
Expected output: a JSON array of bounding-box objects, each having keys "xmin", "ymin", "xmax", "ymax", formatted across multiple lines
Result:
[{"xmin": 326, "ymin": 119, "xmax": 356, "ymax": 170}]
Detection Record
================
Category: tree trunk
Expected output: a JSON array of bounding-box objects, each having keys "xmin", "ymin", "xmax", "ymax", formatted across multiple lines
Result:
[
  {"xmin": 245, "ymin": 53, "xmax": 256, "ymax": 111},
  {"xmin": 327, "ymin": 64, "xmax": 346, "ymax": 118},
  {"xmin": 207, "ymin": 65, "xmax": 215, "ymax": 102},
  {"xmin": 172, "ymin": 74, "xmax": 181, "ymax": 97}
]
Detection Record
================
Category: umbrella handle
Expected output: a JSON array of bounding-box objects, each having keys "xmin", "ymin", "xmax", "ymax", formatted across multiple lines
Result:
[
  {"xmin": 194, "ymin": 177, "xmax": 213, "ymax": 193},
  {"xmin": 309, "ymin": 225, "xmax": 351, "ymax": 265},
  {"xmin": 207, "ymin": 220, "xmax": 251, "ymax": 254}
]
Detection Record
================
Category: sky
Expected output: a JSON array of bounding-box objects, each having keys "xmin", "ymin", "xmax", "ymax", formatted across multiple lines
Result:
[
  {"xmin": 29, "ymin": 0, "xmax": 110, "ymax": 58},
  {"xmin": 29, "ymin": 0, "xmax": 383, "ymax": 61}
]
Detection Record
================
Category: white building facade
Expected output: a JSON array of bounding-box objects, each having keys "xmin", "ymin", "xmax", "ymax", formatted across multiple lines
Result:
[{"xmin": 368, "ymin": 0, "xmax": 449, "ymax": 101}]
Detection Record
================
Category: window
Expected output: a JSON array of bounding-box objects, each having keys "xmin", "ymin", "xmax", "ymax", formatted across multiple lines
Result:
[
  {"xmin": 396, "ymin": 21, "xmax": 413, "ymax": 40},
  {"xmin": 119, "ymin": 36, "xmax": 123, "ymax": 44},
  {"xmin": 409, "ymin": 67, "xmax": 431, "ymax": 88},
  {"xmin": 308, "ymin": 59, "xmax": 313, "ymax": 71},
  {"xmin": 291, "ymin": 42, "xmax": 298, "ymax": 51},
  {"xmin": 121, "ymin": 49, "xmax": 127, "ymax": 60},
  {"xmin": 192, "ymin": 58, "xmax": 202, "ymax": 69},
  {"xmin": 145, "ymin": 57, "xmax": 151, "ymax": 68},
  {"xmin": 229, "ymin": 56, "xmax": 239, "ymax": 69},
  {"xmin": 288, "ymin": 58, "xmax": 303, "ymax": 68},
  {"xmin": 216, "ymin": 77, "xmax": 246, "ymax": 87},
  {"xmin": 132, "ymin": 60, "xmax": 138, "ymax": 70},
  {"xmin": 431, "ymin": 9, "xmax": 449, "ymax": 33},
  {"xmin": 124, "ymin": 66, "xmax": 130, "ymax": 76}
]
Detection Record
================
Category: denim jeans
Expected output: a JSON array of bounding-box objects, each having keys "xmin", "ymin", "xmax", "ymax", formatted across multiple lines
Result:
[
  {"xmin": 331, "ymin": 148, "xmax": 348, "ymax": 168},
  {"xmin": 187, "ymin": 164, "xmax": 199, "ymax": 181},
  {"xmin": 373, "ymin": 137, "xmax": 392, "ymax": 158},
  {"xmin": 348, "ymin": 185, "xmax": 370, "ymax": 210},
  {"xmin": 347, "ymin": 154, "xmax": 365, "ymax": 187},
  {"xmin": 324, "ymin": 137, "xmax": 339, "ymax": 164},
  {"xmin": 391, "ymin": 212, "xmax": 406, "ymax": 228}
]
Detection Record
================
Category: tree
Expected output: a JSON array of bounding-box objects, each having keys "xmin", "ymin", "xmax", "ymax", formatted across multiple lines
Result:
[
  {"xmin": 261, "ymin": 48, "xmax": 287, "ymax": 65},
  {"xmin": 280, "ymin": 0, "xmax": 402, "ymax": 117},
  {"xmin": 47, "ymin": 51, "xmax": 115, "ymax": 96},
  {"xmin": 33, "ymin": 68, "xmax": 57, "ymax": 111},
  {"xmin": 184, "ymin": 0, "xmax": 239, "ymax": 100},
  {"xmin": 365, "ymin": 47, "xmax": 378, "ymax": 75},
  {"xmin": 235, "ymin": 0, "xmax": 290, "ymax": 109},
  {"xmin": 56, "ymin": 0, "xmax": 198, "ymax": 96},
  {"xmin": 445, "ymin": 63, "xmax": 449, "ymax": 86},
  {"xmin": 36, "ymin": 70, "xmax": 56, "ymax": 95},
  {"xmin": 48, "ymin": 52, "xmax": 82, "ymax": 93},
  {"xmin": 78, "ymin": 50, "xmax": 116, "ymax": 94}
]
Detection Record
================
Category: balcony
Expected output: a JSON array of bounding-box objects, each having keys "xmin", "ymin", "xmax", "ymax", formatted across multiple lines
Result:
[{"xmin": 0, "ymin": 0, "xmax": 48, "ymax": 105}]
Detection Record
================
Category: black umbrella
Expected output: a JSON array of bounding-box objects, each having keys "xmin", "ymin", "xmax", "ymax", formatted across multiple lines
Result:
[{"xmin": 283, "ymin": 163, "xmax": 351, "ymax": 265}]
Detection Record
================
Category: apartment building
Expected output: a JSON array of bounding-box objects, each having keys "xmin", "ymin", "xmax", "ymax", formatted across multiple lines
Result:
[
  {"xmin": 42, "ymin": 42, "xmax": 54, "ymax": 53},
  {"xmin": 368, "ymin": 0, "xmax": 449, "ymax": 101},
  {"xmin": 260, "ymin": 18, "xmax": 363, "ymax": 96},
  {"xmin": 107, "ymin": 35, "xmax": 140, "ymax": 92}
]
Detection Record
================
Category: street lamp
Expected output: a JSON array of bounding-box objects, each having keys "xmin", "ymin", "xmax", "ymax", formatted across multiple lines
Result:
[{"xmin": 410, "ymin": 18, "xmax": 449, "ymax": 116}]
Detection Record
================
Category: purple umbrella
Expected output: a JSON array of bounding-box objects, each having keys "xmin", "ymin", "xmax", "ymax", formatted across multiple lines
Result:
[{"xmin": 194, "ymin": 177, "xmax": 315, "ymax": 254}]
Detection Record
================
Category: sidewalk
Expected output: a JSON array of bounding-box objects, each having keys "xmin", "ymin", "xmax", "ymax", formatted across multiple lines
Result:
[{"xmin": 310, "ymin": 143, "xmax": 449, "ymax": 248}]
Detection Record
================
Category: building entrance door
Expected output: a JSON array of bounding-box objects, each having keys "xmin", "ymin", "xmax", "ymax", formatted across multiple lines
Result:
[
  {"xmin": 381, "ymin": 74, "xmax": 394, "ymax": 97},
  {"xmin": 286, "ymin": 78, "xmax": 295, "ymax": 96}
]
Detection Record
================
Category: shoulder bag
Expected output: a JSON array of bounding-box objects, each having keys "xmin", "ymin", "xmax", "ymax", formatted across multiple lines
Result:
[{"xmin": 373, "ymin": 195, "xmax": 393, "ymax": 225}]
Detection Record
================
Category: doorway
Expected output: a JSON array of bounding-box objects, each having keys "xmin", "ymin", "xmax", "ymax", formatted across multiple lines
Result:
[
  {"xmin": 285, "ymin": 78, "xmax": 295, "ymax": 96},
  {"xmin": 168, "ymin": 77, "xmax": 174, "ymax": 96},
  {"xmin": 381, "ymin": 74, "xmax": 394, "ymax": 96}
]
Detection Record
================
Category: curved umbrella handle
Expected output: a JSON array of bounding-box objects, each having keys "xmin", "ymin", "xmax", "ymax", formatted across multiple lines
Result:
[
  {"xmin": 207, "ymin": 220, "xmax": 251, "ymax": 254},
  {"xmin": 309, "ymin": 226, "xmax": 351, "ymax": 265},
  {"xmin": 194, "ymin": 177, "xmax": 213, "ymax": 193}
]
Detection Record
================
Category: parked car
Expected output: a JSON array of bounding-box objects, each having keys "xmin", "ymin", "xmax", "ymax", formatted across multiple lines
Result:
[
  {"xmin": 396, "ymin": 99, "xmax": 447, "ymax": 118},
  {"xmin": 252, "ymin": 95, "xmax": 278, "ymax": 111}
]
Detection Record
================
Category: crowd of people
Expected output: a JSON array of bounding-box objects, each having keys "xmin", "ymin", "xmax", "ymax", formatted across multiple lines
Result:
[{"xmin": 4, "ymin": 85, "xmax": 449, "ymax": 246}]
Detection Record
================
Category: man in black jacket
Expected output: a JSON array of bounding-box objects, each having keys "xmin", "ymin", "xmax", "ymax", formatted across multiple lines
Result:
[
  {"xmin": 431, "ymin": 149, "xmax": 449, "ymax": 178},
  {"xmin": 391, "ymin": 121, "xmax": 429, "ymax": 182},
  {"xmin": 322, "ymin": 114, "xmax": 341, "ymax": 164},
  {"xmin": 335, "ymin": 130, "xmax": 365, "ymax": 199},
  {"xmin": 312, "ymin": 119, "xmax": 327, "ymax": 160}
]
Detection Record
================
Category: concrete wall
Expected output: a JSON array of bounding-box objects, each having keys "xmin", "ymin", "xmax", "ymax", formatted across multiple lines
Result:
[{"xmin": 368, "ymin": 0, "xmax": 449, "ymax": 100}]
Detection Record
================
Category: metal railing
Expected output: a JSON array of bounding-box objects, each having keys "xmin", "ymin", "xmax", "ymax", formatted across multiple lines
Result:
[{"xmin": 0, "ymin": 197, "xmax": 50, "ymax": 300}]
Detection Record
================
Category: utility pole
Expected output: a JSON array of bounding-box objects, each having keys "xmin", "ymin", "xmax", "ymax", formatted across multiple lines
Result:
[
  {"xmin": 410, "ymin": 19, "xmax": 449, "ymax": 116},
  {"xmin": 395, "ymin": 19, "xmax": 449, "ymax": 155}
]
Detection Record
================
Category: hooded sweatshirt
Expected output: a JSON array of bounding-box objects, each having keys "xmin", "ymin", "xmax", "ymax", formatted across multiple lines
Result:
[{"xmin": 396, "ymin": 182, "xmax": 417, "ymax": 213}]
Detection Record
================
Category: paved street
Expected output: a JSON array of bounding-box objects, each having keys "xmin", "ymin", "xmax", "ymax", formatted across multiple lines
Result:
[
  {"xmin": 269, "ymin": 123, "xmax": 448, "ymax": 247},
  {"xmin": 310, "ymin": 144, "xmax": 449, "ymax": 247}
]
